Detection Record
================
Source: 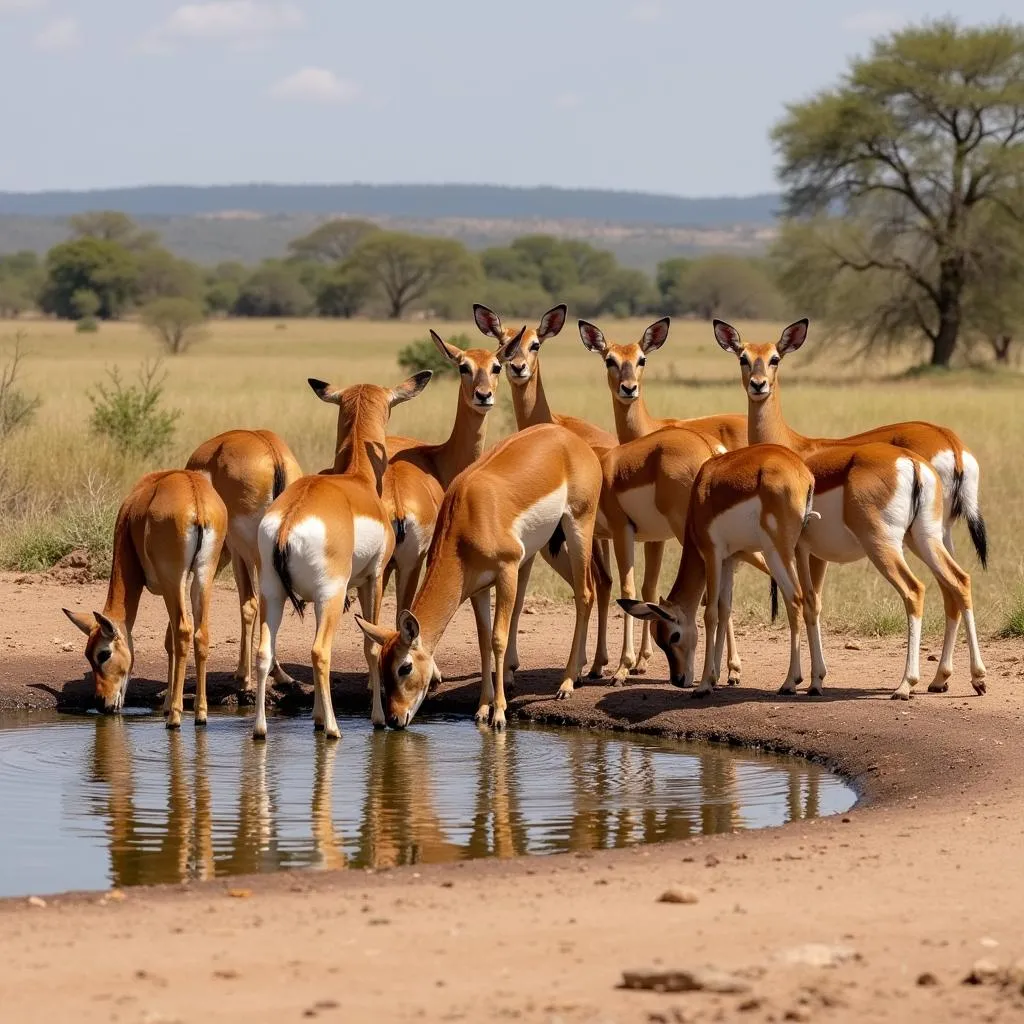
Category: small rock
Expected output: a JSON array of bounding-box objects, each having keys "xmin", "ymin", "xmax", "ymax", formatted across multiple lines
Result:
[
  {"xmin": 26, "ymin": 896, "xmax": 46, "ymax": 908},
  {"xmin": 844, "ymin": 642, "xmax": 862, "ymax": 651},
  {"xmin": 658, "ymin": 887, "xmax": 699, "ymax": 905},
  {"xmin": 227, "ymin": 888, "xmax": 252, "ymax": 899},
  {"xmin": 777, "ymin": 944, "xmax": 860, "ymax": 968},
  {"xmin": 61, "ymin": 642, "xmax": 75, "ymax": 653},
  {"xmin": 107, "ymin": 889, "xmax": 126, "ymax": 902},
  {"xmin": 213, "ymin": 969, "xmax": 239, "ymax": 980},
  {"xmin": 927, "ymin": 654, "xmax": 938, "ymax": 662},
  {"xmin": 980, "ymin": 937, "xmax": 999, "ymax": 949},
  {"xmin": 620, "ymin": 967, "xmax": 750, "ymax": 994},
  {"xmin": 917, "ymin": 971, "xmax": 939, "ymax": 987},
  {"xmin": 705, "ymin": 855, "xmax": 719, "ymax": 868},
  {"xmin": 737, "ymin": 997, "xmax": 762, "ymax": 1012},
  {"xmin": 963, "ymin": 959, "xmax": 1001, "ymax": 985}
]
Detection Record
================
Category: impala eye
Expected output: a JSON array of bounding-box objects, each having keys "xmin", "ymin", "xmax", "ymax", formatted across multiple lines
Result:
[
  {"xmin": 397, "ymin": 662, "xmax": 413, "ymax": 677},
  {"xmin": 605, "ymin": 358, "xmax": 616, "ymax": 369},
  {"xmin": 529, "ymin": 342, "xmax": 540, "ymax": 352},
  {"xmin": 491, "ymin": 364, "xmax": 501, "ymax": 374},
  {"xmin": 739, "ymin": 355, "xmax": 750, "ymax": 368},
  {"xmin": 637, "ymin": 356, "xmax": 647, "ymax": 367},
  {"xmin": 96, "ymin": 649, "xmax": 112, "ymax": 666},
  {"xmin": 769, "ymin": 355, "xmax": 780, "ymax": 367},
  {"xmin": 458, "ymin": 364, "xmax": 471, "ymax": 375},
  {"xmin": 670, "ymin": 632, "xmax": 681, "ymax": 644}
]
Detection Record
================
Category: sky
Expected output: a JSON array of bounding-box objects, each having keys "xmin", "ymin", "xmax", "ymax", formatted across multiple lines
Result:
[{"xmin": 0, "ymin": 0, "xmax": 1014, "ymax": 197}]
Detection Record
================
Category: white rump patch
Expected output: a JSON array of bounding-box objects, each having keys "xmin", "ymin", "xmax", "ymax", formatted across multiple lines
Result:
[
  {"xmin": 512, "ymin": 483, "xmax": 569, "ymax": 562},
  {"xmin": 351, "ymin": 515, "xmax": 388, "ymax": 583},
  {"xmin": 801, "ymin": 488, "xmax": 863, "ymax": 563},
  {"xmin": 618, "ymin": 483, "xmax": 672, "ymax": 542}
]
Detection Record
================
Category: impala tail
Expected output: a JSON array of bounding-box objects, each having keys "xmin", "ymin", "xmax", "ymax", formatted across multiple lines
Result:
[
  {"xmin": 271, "ymin": 535, "xmax": 306, "ymax": 618},
  {"xmin": 951, "ymin": 456, "xmax": 987, "ymax": 569}
]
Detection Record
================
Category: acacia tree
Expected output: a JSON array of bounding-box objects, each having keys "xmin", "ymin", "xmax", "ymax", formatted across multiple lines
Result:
[
  {"xmin": 287, "ymin": 219, "xmax": 379, "ymax": 263},
  {"xmin": 772, "ymin": 20, "xmax": 1024, "ymax": 366},
  {"xmin": 351, "ymin": 232, "xmax": 476, "ymax": 318}
]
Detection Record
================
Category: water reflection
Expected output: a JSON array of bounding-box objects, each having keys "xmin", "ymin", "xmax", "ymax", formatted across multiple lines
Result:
[{"xmin": 0, "ymin": 712, "xmax": 855, "ymax": 897}]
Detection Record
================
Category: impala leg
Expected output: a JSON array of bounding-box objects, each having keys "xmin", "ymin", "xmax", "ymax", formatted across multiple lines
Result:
[
  {"xmin": 162, "ymin": 623, "xmax": 174, "ymax": 717},
  {"xmin": 311, "ymin": 591, "xmax": 345, "ymax": 740},
  {"xmin": 507, "ymin": 554, "xmax": 537, "ymax": 688},
  {"xmin": 693, "ymin": 554, "xmax": 721, "ymax": 699},
  {"xmin": 612, "ymin": 524, "xmax": 637, "ymax": 685},
  {"xmin": 163, "ymin": 584, "xmax": 193, "ymax": 731},
  {"xmin": 357, "ymin": 572, "xmax": 387, "ymax": 728},
  {"xmin": 587, "ymin": 539, "xmax": 612, "ymax": 678},
  {"xmin": 764, "ymin": 548, "xmax": 804, "ymax": 695},
  {"xmin": 490, "ymin": 566, "xmax": 518, "ymax": 731},
  {"xmin": 635, "ymin": 540, "xmax": 665, "ymax": 675},
  {"xmin": 799, "ymin": 551, "xmax": 829, "ymax": 696},
  {"xmin": 558, "ymin": 514, "xmax": 596, "ymax": 700},
  {"xmin": 231, "ymin": 549, "xmax": 257, "ymax": 691},
  {"xmin": 190, "ymin": 563, "xmax": 216, "ymax": 726},
  {"xmin": 253, "ymin": 593, "xmax": 283, "ymax": 741},
  {"xmin": 470, "ymin": 589, "xmax": 494, "ymax": 726},
  {"xmin": 711, "ymin": 558, "xmax": 735, "ymax": 683}
]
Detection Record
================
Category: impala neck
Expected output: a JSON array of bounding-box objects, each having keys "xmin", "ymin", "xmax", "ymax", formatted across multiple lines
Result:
[
  {"xmin": 746, "ymin": 383, "xmax": 806, "ymax": 449},
  {"xmin": 434, "ymin": 397, "xmax": 489, "ymax": 488},
  {"xmin": 408, "ymin": 534, "xmax": 467, "ymax": 654},
  {"xmin": 664, "ymin": 535, "xmax": 708, "ymax": 623},
  {"xmin": 103, "ymin": 518, "xmax": 146, "ymax": 634},
  {"xmin": 510, "ymin": 365, "xmax": 554, "ymax": 429},
  {"xmin": 332, "ymin": 401, "xmax": 388, "ymax": 493},
  {"xmin": 612, "ymin": 394, "xmax": 658, "ymax": 442}
]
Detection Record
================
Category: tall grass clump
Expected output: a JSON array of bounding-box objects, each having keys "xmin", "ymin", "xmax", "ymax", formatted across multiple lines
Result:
[{"xmin": 88, "ymin": 360, "xmax": 181, "ymax": 460}]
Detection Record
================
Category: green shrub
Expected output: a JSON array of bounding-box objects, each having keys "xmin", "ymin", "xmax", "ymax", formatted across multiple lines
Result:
[
  {"xmin": 87, "ymin": 361, "xmax": 181, "ymax": 461},
  {"xmin": 0, "ymin": 335, "xmax": 40, "ymax": 441},
  {"xmin": 75, "ymin": 315, "xmax": 99, "ymax": 333},
  {"xmin": 397, "ymin": 334, "xmax": 471, "ymax": 379}
]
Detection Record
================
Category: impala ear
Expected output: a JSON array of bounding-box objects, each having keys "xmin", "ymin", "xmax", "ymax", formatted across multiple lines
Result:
[
  {"xmin": 473, "ymin": 303, "xmax": 504, "ymax": 340},
  {"xmin": 354, "ymin": 614, "xmax": 395, "ymax": 647},
  {"xmin": 640, "ymin": 317, "xmax": 670, "ymax": 353},
  {"xmin": 389, "ymin": 371, "xmax": 433, "ymax": 407},
  {"xmin": 63, "ymin": 608, "xmax": 96, "ymax": 636},
  {"xmin": 397, "ymin": 609, "xmax": 421, "ymax": 647},
  {"xmin": 498, "ymin": 326, "xmax": 527, "ymax": 363},
  {"xmin": 578, "ymin": 320, "xmax": 607, "ymax": 354},
  {"xmin": 308, "ymin": 378, "xmax": 342, "ymax": 405},
  {"xmin": 617, "ymin": 599, "xmax": 677, "ymax": 624},
  {"xmin": 713, "ymin": 319, "xmax": 742, "ymax": 355},
  {"xmin": 777, "ymin": 318, "xmax": 809, "ymax": 356},
  {"xmin": 430, "ymin": 330, "xmax": 463, "ymax": 364},
  {"xmin": 93, "ymin": 611, "xmax": 120, "ymax": 640},
  {"xmin": 537, "ymin": 303, "xmax": 567, "ymax": 341}
]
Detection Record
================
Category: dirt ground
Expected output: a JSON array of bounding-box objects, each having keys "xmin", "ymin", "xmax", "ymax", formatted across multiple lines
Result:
[{"xmin": 1, "ymin": 572, "xmax": 1024, "ymax": 1023}]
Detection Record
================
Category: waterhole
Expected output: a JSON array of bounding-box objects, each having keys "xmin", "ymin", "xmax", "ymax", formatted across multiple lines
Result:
[{"xmin": 0, "ymin": 711, "xmax": 855, "ymax": 897}]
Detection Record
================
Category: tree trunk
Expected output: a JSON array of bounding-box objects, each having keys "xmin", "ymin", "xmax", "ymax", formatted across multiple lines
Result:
[
  {"xmin": 992, "ymin": 335, "xmax": 1012, "ymax": 364},
  {"xmin": 929, "ymin": 262, "xmax": 964, "ymax": 367}
]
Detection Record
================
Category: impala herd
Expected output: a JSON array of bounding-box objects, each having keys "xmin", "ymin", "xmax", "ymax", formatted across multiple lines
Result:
[{"xmin": 63, "ymin": 306, "xmax": 989, "ymax": 740}]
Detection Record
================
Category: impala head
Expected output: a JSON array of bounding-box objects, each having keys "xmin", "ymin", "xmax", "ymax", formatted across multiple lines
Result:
[
  {"xmin": 429, "ymin": 329, "xmax": 513, "ymax": 411},
  {"xmin": 62, "ymin": 609, "xmax": 133, "ymax": 712},
  {"xmin": 617, "ymin": 599, "xmax": 696, "ymax": 688},
  {"xmin": 578, "ymin": 318, "xmax": 670, "ymax": 405},
  {"xmin": 355, "ymin": 611, "xmax": 440, "ymax": 729},
  {"xmin": 473, "ymin": 303, "xmax": 567, "ymax": 385},
  {"xmin": 713, "ymin": 318, "xmax": 809, "ymax": 402}
]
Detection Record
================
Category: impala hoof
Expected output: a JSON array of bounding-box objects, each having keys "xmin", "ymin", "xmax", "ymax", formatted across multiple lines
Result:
[
  {"xmin": 972, "ymin": 678, "xmax": 987, "ymax": 696},
  {"xmin": 927, "ymin": 680, "xmax": 949, "ymax": 694}
]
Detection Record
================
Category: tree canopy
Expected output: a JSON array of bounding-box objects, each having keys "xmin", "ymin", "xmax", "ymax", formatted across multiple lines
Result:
[{"xmin": 772, "ymin": 20, "xmax": 1024, "ymax": 366}]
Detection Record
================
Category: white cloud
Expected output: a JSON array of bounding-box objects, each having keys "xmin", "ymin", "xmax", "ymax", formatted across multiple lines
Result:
[
  {"xmin": 146, "ymin": 2, "xmax": 304, "ymax": 48},
  {"xmin": 0, "ymin": 0, "xmax": 47, "ymax": 13},
  {"xmin": 554, "ymin": 92, "xmax": 582, "ymax": 111},
  {"xmin": 841, "ymin": 10, "xmax": 906, "ymax": 35},
  {"xmin": 269, "ymin": 67, "xmax": 359, "ymax": 105},
  {"xmin": 628, "ymin": 2, "xmax": 662, "ymax": 22},
  {"xmin": 34, "ymin": 16, "xmax": 80, "ymax": 52}
]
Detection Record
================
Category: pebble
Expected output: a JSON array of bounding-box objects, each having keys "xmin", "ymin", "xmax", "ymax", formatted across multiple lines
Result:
[
  {"xmin": 963, "ymin": 959, "xmax": 1000, "ymax": 985},
  {"xmin": 917, "ymin": 971, "xmax": 939, "ymax": 987},
  {"xmin": 657, "ymin": 887, "xmax": 699, "ymax": 905},
  {"xmin": 776, "ymin": 943, "xmax": 860, "ymax": 968},
  {"xmin": 26, "ymin": 896, "xmax": 46, "ymax": 908},
  {"xmin": 227, "ymin": 888, "xmax": 252, "ymax": 899},
  {"xmin": 844, "ymin": 642, "xmax": 862, "ymax": 651},
  {"xmin": 621, "ymin": 967, "xmax": 750, "ymax": 994}
]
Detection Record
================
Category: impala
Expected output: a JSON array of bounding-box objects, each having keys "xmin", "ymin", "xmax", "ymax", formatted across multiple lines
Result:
[
  {"xmin": 356, "ymin": 422, "xmax": 603, "ymax": 732},
  {"xmin": 474, "ymin": 302, "xmax": 615, "ymax": 679},
  {"xmin": 578, "ymin": 316, "xmax": 749, "ymax": 682},
  {"xmin": 253, "ymin": 372, "xmax": 432, "ymax": 741},
  {"xmin": 186, "ymin": 429, "xmax": 302, "ymax": 692},
  {"xmin": 713, "ymin": 317, "xmax": 986, "ymax": 564},
  {"xmin": 63, "ymin": 470, "xmax": 227, "ymax": 728},
  {"xmin": 621, "ymin": 444, "xmax": 815, "ymax": 697}
]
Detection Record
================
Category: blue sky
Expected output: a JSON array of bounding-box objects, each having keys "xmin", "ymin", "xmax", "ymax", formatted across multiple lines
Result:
[{"xmin": 0, "ymin": 1, "xmax": 1013, "ymax": 195}]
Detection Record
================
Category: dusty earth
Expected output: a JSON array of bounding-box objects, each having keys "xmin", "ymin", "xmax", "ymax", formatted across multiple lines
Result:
[{"xmin": 1, "ymin": 571, "xmax": 1024, "ymax": 1023}]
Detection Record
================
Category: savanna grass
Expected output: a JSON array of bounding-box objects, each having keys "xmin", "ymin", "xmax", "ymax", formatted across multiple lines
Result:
[{"xmin": 0, "ymin": 315, "xmax": 1019, "ymax": 635}]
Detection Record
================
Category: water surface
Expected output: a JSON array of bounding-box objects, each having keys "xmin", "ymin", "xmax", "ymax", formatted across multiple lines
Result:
[{"xmin": 0, "ymin": 711, "xmax": 856, "ymax": 897}]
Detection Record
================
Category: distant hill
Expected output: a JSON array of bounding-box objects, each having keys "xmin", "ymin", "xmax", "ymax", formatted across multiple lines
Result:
[{"xmin": 0, "ymin": 183, "xmax": 779, "ymax": 226}]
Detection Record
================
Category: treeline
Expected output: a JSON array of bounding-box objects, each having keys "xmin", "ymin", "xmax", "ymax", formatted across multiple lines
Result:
[{"xmin": 0, "ymin": 211, "xmax": 785, "ymax": 332}]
